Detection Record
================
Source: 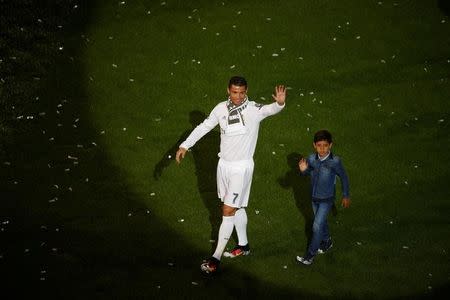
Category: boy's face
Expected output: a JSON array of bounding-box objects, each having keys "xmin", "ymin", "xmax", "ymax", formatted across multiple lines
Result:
[
  {"xmin": 227, "ymin": 84, "xmax": 247, "ymax": 105},
  {"xmin": 313, "ymin": 140, "xmax": 332, "ymax": 158}
]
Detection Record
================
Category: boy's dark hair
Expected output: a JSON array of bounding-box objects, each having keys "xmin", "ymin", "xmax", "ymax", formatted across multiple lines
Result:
[
  {"xmin": 314, "ymin": 130, "xmax": 332, "ymax": 143},
  {"xmin": 228, "ymin": 76, "xmax": 247, "ymax": 88}
]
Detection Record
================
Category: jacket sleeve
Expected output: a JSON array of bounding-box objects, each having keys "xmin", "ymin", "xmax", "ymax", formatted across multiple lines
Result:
[
  {"xmin": 179, "ymin": 108, "xmax": 219, "ymax": 150},
  {"xmin": 335, "ymin": 158, "xmax": 350, "ymax": 198}
]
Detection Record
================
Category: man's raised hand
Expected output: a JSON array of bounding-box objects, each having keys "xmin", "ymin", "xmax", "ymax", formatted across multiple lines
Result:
[{"xmin": 272, "ymin": 85, "xmax": 287, "ymax": 105}]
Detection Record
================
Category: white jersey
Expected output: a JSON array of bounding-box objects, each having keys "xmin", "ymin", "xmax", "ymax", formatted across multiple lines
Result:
[{"xmin": 180, "ymin": 100, "xmax": 285, "ymax": 161}]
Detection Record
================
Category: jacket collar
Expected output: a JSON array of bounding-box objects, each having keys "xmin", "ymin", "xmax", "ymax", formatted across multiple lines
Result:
[{"xmin": 315, "ymin": 152, "xmax": 333, "ymax": 161}]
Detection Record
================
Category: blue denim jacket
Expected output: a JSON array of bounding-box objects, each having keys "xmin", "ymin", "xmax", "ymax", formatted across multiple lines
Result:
[{"xmin": 301, "ymin": 152, "xmax": 350, "ymax": 201}]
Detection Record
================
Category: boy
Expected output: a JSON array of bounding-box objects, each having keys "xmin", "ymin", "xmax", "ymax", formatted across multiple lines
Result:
[{"xmin": 296, "ymin": 130, "xmax": 350, "ymax": 265}]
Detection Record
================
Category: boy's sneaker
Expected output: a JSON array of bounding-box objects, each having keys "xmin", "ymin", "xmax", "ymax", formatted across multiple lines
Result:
[
  {"xmin": 318, "ymin": 238, "xmax": 333, "ymax": 254},
  {"xmin": 296, "ymin": 252, "xmax": 315, "ymax": 265},
  {"xmin": 200, "ymin": 257, "xmax": 220, "ymax": 274},
  {"xmin": 223, "ymin": 244, "xmax": 250, "ymax": 258}
]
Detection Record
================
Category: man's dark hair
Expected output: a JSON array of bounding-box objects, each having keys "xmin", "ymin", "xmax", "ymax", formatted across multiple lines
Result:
[
  {"xmin": 314, "ymin": 130, "xmax": 333, "ymax": 143},
  {"xmin": 228, "ymin": 76, "xmax": 247, "ymax": 88}
]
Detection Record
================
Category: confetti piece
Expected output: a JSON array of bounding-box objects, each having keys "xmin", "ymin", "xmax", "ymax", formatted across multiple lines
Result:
[
  {"xmin": 192, "ymin": 281, "xmax": 199, "ymax": 286},
  {"xmin": 178, "ymin": 218, "xmax": 185, "ymax": 223},
  {"xmin": 255, "ymin": 210, "xmax": 260, "ymax": 214},
  {"xmin": 150, "ymin": 192, "xmax": 156, "ymax": 196},
  {"xmin": 272, "ymin": 53, "xmax": 279, "ymax": 57}
]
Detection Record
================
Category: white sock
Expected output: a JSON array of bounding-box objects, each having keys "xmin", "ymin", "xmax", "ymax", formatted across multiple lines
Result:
[
  {"xmin": 234, "ymin": 208, "xmax": 248, "ymax": 246},
  {"xmin": 212, "ymin": 216, "xmax": 235, "ymax": 260}
]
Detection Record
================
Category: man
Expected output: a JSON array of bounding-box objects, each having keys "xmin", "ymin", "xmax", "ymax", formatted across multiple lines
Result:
[{"xmin": 176, "ymin": 76, "xmax": 286, "ymax": 274}]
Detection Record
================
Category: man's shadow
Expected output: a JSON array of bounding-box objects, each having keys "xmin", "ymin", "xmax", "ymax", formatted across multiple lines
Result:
[
  {"xmin": 278, "ymin": 152, "xmax": 338, "ymax": 246},
  {"xmin": 153, "ymin": 110, "xmax": 221, "ymax": 252}
]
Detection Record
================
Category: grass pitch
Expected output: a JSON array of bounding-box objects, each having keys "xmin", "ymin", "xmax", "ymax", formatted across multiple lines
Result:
[{"xmin": 1, "ymin": 0, "xmax": 450, "ymax": 299}]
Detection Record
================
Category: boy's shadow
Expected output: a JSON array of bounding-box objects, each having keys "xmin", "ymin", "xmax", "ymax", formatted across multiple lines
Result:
[
  {"xmin": 278, "ymin": 153, "xmax": 338, "ymax": 245},
  {"xmin": 153, "ymin": 110, "xmax": 221, "ymax": 252}
]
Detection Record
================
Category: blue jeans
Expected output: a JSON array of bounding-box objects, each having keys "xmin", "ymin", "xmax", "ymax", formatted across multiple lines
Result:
[{"xmin": 307, "ymin": 200, "xmax": 333, "ymax": 256}]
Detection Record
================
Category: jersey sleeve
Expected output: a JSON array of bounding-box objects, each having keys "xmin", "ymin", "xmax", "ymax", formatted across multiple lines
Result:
[
  {"xmin": 255, "ymin": 101, "xmax": 285, "ymax": 120},
  {"xmin": 179, "ymin": 106, "xmax": 219, "ymax": 150}
]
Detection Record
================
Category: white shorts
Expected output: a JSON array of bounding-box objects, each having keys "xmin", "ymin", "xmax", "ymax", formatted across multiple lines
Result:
[{"xmin": 216, "ymin": 158, "xmax": 254, "ymax": 208}]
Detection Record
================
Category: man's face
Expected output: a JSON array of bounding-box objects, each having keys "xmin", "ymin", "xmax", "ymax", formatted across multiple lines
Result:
[
  {"xmin": 313, "ymin": 140, "xmax": 332, "ymax": 158},
  {"xmin": 227, "ymin": 84, "xmax": 247, "ymax": 105}
]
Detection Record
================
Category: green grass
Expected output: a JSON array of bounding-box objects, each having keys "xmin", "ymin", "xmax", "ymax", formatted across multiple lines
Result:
[{"xmin": 1, "ymin": 0, "xmax": 450, "ymax": 299}]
